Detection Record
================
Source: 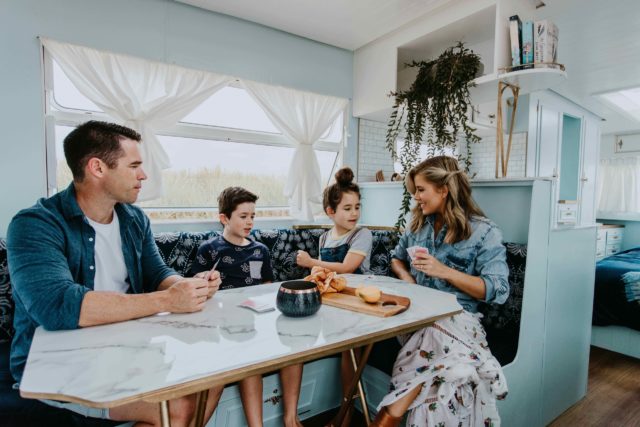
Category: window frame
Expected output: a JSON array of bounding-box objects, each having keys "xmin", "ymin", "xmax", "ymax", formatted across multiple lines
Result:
[{"xmin": 43, "ymin": 52, "xmax": 344, "ymax": 217}]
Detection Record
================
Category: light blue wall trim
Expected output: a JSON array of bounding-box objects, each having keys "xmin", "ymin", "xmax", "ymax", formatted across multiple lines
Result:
[
  {"xmin": 591, "ymin": 325, "xmax": 640, "ymax": 359},
  {"xmin": 359, "ymin": 180, "xmax": 534, "ymax": 243},
  {"xmin": 0, "ymin": 0, "xmax": 354, "ymax": 236}
]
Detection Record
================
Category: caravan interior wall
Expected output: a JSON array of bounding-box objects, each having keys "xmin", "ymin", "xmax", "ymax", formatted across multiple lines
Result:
[{"xmin": 0, "ymin": 0, "xmax": 356, "ymax": 235}]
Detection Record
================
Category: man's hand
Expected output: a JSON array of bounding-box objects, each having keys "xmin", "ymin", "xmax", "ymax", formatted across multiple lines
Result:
[
  {"xmin": 296, "ymin": 250, "xmax": 314, "ymax": 268},
  {"xmin": 165, "ymin": 278, "xmax": 210, "ymax": 313},
  {"xmin": 194, "ymin": 270, "xmax": 222, "ymax": 298}
]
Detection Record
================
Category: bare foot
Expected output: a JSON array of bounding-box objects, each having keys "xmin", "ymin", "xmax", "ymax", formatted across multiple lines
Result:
[{"xmin": 283, "ymin": 415, "xmax": 304, "ymax": 427}]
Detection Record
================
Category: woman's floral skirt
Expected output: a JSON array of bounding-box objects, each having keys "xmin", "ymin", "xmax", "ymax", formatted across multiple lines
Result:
[{"xmin": 378, "ymin": 311, "xmax": 508, "ymax": 427}]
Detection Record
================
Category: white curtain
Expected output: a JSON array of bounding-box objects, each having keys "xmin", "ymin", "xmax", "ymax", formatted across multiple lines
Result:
[
  {"xmin": 42, "ymin": 38, "xmax": 233, "ymax": 200},
  {"xmin": 597, "ymin": 156, "xmax": 640, "ymax": 212},
  {"xmin": 242, "ymin": 80, "xmax": 348, "ymax": 221}
]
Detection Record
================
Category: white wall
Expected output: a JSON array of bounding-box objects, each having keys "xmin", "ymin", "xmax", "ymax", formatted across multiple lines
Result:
[
  {"xmin": 0, "ymin": 0, "xmax": 355, "ymax": 235},
  {"xmin": 357, "ymin": 119, "xmax": 395, "ymax": 182}
]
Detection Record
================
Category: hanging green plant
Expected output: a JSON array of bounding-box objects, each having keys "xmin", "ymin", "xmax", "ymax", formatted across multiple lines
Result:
[{"xmin": 386, "ymin": 42, "xmax": 481, "ymax": 230}]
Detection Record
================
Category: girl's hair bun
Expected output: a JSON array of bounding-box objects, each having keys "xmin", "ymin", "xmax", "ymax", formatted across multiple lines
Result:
[{"xmin": 334, "ymin": 167, "xmax": 354, "ymax": 186}]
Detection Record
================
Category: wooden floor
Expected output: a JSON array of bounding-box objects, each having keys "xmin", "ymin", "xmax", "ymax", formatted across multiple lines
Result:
[
  {"xmin": 305, "ymin": 346, "xmax": 640, "ymax": 427},
  {"xmin": 550, "ymin": 346, "xmax": 640, "ymax": 427}
]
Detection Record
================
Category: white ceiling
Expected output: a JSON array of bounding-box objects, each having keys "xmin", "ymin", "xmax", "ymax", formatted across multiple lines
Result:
[
  {"xmin": 176, "ymin": 0, "xmax": 453, "ymax": 51},
  {"xmin": 177, "ymin": 0, "xmax": 640, "ymax": 135}
]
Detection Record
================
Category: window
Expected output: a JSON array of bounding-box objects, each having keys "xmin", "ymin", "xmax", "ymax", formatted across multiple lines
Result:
[
  {"xmin": 596, "ymin": 87, "xmax": 640, "ymax": 123},
  {"xmin": 47, "ymin": 57, "xmax": 343, "ymax": 221}
]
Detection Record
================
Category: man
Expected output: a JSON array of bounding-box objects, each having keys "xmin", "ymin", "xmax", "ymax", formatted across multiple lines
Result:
[{"xmin": 7, "ymin": 121, "xmax": 223, "ymax": 427}]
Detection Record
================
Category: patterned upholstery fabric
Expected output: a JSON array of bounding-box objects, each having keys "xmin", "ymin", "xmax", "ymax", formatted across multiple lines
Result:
[
  {"xmin": 0, "ymin": 232, "xmax": 527, "ymax": 344},
  {"xmin": 249, "ymin": 228, "xmax": 324, "ymax": 282},
  {"xmin": 0, "ymin": 239, "xmax": 12, "ymax": 343},
  {"xmin": 154, "ymin": 231, "xmax": 219, "ymax": 277},
  {"xmin": 369, "ymin": 230, "xmax": 400, "ymax": 276},
  {"xmin": 478, "ymin": 242, "xmax": 527, "ymax": 333}
]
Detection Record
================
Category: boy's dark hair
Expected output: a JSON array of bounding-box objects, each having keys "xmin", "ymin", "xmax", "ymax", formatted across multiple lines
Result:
[
  {"xmin": 322, "ymin": 167, "xmax": 360, "ymax": 212},
  {"xmin": 64, "ymin": 120, "xmax": 141, "ymax": 181},
  {"xmin": 218, "ymin": 187, "xmax": 259, "ymax": 218}
]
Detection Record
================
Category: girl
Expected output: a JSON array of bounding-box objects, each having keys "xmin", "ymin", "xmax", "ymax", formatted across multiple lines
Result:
[
  {"xmin": 296, "ymin": 167, "xmax": 372, "ymax": 426},
  {"xmin": 371, "ymin": 156, "xmax": 509, "ymax": 427},
  {"xmin": 296, "ymin": 167, "xmax": 372, "ymax": 275}
]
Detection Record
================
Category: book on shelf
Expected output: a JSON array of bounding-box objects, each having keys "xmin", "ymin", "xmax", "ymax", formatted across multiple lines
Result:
[
  {"xmin": 534, "ymin": 20, "xmax": 559, "ymax": 63},
  {"xmin": 509, "ymin": 15, "xmax": 522, "ymax": 66},
  {"xmin": 522, "ymin": 21, "xmax": 534, "ymax": 64}
]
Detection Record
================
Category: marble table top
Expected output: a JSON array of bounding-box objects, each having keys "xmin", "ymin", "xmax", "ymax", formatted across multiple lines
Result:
[{"xmin": 20, "ymin": 274, "xmax": 462, "ymax": 407}]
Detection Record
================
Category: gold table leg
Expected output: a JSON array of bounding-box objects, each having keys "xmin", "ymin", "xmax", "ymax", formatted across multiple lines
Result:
[
  {"xmin": 193, "ymin": 389, "xmax": 210, "ymax": 427},
  {"xmin": 159, "ymin": 400, "xmax": 171, "ymax": 427},
  {"xmin": 328, "ymin": 343, "xmax": 373, "ymax": 427},
  {"xmin": 350, "ymin": 348, "xmax": 371, "ymax": 425}
]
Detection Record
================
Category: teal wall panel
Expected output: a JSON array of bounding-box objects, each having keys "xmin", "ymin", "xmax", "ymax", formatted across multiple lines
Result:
[
  {"xmin": 542, "ymin": 227, "xmax": 596, "ymax": 425},
  {"xmin": 360, "ymin": 181, "xmax": 534, "ymax": 244}
]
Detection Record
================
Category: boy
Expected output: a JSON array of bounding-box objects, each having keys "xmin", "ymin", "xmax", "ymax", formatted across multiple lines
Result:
[
  {"xmin": 193, "ymin": 187, "xmax": 273, "ymax": 289},
  {"xmin": 191, "ymin": 187, "xmax": 303, "ymax": 427}
]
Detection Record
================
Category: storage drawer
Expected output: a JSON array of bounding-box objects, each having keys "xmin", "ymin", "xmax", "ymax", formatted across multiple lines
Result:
[
  {"xmin": 596, "ymin": 228, "xmax": 606, "ymax": 242},
  {"xmin": 606, "ymin": 228, "xmax": 623, "ymax": 245},
  {"xmin": 606, "ymin": 244, "xmax": 622, "ymax": 257},
  {"xmin": 595, "ymin": 249, "xmax": 605, "ymax": 261},
  {"xmin": 596, "ymin": 238, "xmax": 606, "ymax": 253}
]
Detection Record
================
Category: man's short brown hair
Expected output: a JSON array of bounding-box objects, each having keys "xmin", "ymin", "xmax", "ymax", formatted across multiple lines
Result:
[
  {"xmin": 64, "ymin": 120, "xmax": 141, "ymax": 181},
  {"xmin": 218, "ymin": 187, "xmax": 258, "ymax": 218}
]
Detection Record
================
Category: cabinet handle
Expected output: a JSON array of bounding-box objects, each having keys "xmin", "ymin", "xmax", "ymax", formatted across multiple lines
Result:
[{"xmin": 580, "ymin": 177, "xmax": 588, "ymax": 182}]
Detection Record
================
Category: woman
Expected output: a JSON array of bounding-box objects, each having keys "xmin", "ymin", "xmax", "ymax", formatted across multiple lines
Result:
[{"xmin": 372, "ymin": 156, "xmax": 509, "ymax": 427}]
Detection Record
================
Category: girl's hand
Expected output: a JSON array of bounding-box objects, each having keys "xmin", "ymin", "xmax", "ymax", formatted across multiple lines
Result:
[
  {"xmin": 412, "ymin": 253, "xmax": 451, "ymax": 279},
  {"xmin": 296, "ymin": 250, "xmax": 314, "ymax": 268}
]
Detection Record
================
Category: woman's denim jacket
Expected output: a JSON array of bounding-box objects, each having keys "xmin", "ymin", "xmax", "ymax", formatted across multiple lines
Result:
[{"xmin": 392, "ymin": 215, "xmax": 509, "ymax": 313}]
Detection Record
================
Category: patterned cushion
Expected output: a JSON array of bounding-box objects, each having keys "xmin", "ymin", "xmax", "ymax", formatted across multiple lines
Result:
[
  {"xmin": 0, "ymin": 231, "xmax": 527, "ymax": 345},
  {"xmin": 250, "ymin": 228, "xmax": 324, "ymax": 282},
  {"xmin": 154, "ymin": 231, "xmax": 220, "ymax": 277},
  {"xmin": 369, "ymin": 230, "xmax": 400, "ymax": 276},
  {"xmin": 479, "ymin": 242, "xmax": 527, "ymax": 333},
  {"xmin": 0, "ymin": 239, "xmax": 12, "ymax": 343}
]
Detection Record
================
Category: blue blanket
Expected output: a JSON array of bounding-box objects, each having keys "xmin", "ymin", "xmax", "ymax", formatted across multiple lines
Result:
[{"xmin": 593, "ymin": 247, "xmax": 640, "ymax": 331}]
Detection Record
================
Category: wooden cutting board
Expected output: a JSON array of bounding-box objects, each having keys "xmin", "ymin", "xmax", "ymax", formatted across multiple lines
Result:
[{"xmin": 321, "ymin": 286, "xmax": 411, "ymax": 317}]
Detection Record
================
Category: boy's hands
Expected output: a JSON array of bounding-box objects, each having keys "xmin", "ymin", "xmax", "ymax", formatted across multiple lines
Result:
[
  {"xmin": 165, "ymin": 278, "xmax": 210, "ymax": 313},
  {"xmin": 296, "ymin": 250, "xmax": 314, "ymax": 268},
  {"xmin": 193, "ymin": 270, "xmax": 222, "ymax": 298}
]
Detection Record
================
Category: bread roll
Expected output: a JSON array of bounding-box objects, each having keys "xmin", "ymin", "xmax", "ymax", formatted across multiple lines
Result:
[{"xmin": 356, "ymin": 286, "xmax": 381, "ymax": 304}]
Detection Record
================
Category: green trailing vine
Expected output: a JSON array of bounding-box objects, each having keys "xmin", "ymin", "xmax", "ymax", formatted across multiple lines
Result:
[{"xmin": 386, "ymin": 42, "xmax": 481, "ymax": 230}]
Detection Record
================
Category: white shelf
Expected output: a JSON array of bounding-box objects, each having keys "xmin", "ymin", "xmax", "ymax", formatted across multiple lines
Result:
[{"xmin": 470, "ymin": 67, "xmax": 567, "ymax": 105}]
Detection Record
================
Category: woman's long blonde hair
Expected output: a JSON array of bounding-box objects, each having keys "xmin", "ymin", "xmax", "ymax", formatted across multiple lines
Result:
[{"xmin": 406, "ymin": 156, "xmax": 484, "ymax": 243}]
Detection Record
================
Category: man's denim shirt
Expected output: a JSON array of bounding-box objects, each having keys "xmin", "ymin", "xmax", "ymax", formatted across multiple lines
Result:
[
  {"xmin": 7, "ymin": 184, "xmax": 175, "ymax": 382},
  {"xmin": 392, "ymin": 215, "xmax": 509, "ymax": 313}
]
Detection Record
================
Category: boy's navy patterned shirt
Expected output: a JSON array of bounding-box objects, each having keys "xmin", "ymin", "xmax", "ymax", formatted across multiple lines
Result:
[{"xmin": 191, "ymin": 235, "xmax": 274, "ymax": 289}]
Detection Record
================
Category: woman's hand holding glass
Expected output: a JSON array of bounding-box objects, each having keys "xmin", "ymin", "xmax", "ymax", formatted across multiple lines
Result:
[{"xmin": 411, "ymin": 251, "xmax": 451, "ymax": 280}]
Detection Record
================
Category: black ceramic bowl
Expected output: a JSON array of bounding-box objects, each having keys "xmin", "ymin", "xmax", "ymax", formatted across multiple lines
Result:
[{"xmin": 276, "ymin": 280, "xmax": 321, "ymax": 317}]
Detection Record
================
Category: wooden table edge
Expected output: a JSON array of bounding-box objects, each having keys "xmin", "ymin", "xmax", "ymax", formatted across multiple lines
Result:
[{"xmin": 20, "ymin": 308, "xmax": 462, "ymax": 407}]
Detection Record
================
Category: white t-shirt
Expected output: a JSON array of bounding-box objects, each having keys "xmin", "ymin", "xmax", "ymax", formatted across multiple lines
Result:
[
  {"xmin": 320, "ymin": 227, "xmax": 373, "ymax": 273},
  {"xmin": 87, "ymin": 213, "xmax": 129, "ymax": 293}
]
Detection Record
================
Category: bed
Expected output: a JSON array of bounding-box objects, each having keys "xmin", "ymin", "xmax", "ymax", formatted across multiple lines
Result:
[{"xmin": 591, "ymin": 247, "xmax": 640, "ymax": 359}]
